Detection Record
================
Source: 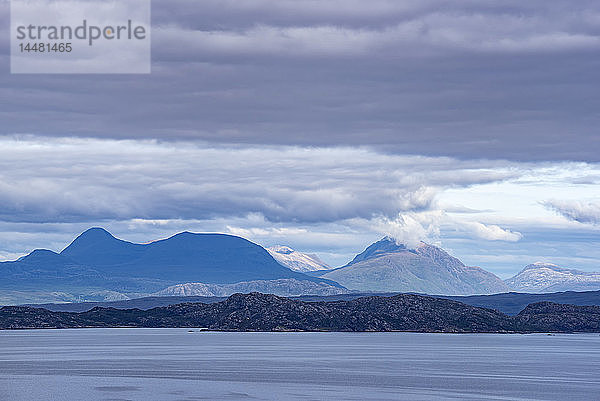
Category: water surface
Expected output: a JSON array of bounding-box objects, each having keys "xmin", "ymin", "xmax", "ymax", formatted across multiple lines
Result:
[{"xmin": 1, "ymin": 329, "xmax": 599, "ymax": 400}]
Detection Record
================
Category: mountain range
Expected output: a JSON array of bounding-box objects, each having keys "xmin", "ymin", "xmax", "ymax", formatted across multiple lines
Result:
[
  {"xmin": 278, "ymin": 241, "xmax": 600, "ymax": 295},
  {"xmin": 0, "ymin": 228, "xmax": 342, "ymax": 304},
  {"xmin": 1, "ymin": 228, "xmax": 599, "ymax": 305}
]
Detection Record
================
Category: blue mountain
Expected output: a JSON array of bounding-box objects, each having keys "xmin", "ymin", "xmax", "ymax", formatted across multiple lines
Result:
[
  {"xmin": 61, "ymin": 228, "xmax": 340, "ymax": 284},
  {"xmin": 1, "ymin": 249, "xmax": 97, "ymax": 283},
  {"xmin": 0, "ymin": 228, "xmax": 342, "ymax": 303},
  {"xmin": 61, "ymin": 228, "xmax": 145, "ymax": 267}
]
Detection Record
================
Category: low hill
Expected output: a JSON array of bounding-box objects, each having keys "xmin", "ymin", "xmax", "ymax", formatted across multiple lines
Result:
[
  {"xmin": 23, "ymin": 289, "xmax": 600, "ymax": 315},
  {"xmin": 3, "ymin": 292, "xmax": 600, "ymax": 332}
]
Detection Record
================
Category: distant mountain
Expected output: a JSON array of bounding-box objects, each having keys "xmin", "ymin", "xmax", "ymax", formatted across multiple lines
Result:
[
  {"xmin": 505, "ymin": 262, "xmax": 600, "ymax": 293},
  {"xmin": 320, "ymin": 237, "xmax": 509, "ymax": 295},
  {"xmin": 0, "ymin": 249, "xmax": 109, "ymax": 295},
  {"xmin": 2, "ymin": 249, "xmax": 96, "ymax": 283},
  {"xmin": 61, "ymin": 228, "xmax": 331, "ymax": 283},
  {"xmin": 266, "ymin": 246, "xmax": 330, "ymax": 272},
  {"xmin": 155, "ymin": 279, "xmax": 347, "ymax": 297},
  {"xmin": 0, "ymin": 228, "xmax": 343, "ymax": 304}
]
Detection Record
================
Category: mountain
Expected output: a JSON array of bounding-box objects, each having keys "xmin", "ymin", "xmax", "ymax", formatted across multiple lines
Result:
[
  {"xmin": 0, "ymin": 228, "xmax": 343, "ymax": 304},
  {"xmin": 3, "ymin": 249, "xmax": 92, "ymax": 281},
  {"xmin": 320, "ymin": 237, "xmax": 509, "ymax": 295},
  {"xmin": 155, "ymin": 278, "xmax": 347, "ymax": 297},
  {"xmin": 266, "ymin": 246, "xmax": 330, "ymax": 272},
  {"xmin": 4, "ymin": 292, "xmax": 600, "ymax": 332},
  {"xmin": 61, "ymin": 228, "xmax": 145, "ymax": 267},
  {"xmin": 0, "ymin": 249, "xmax": 104, "ymax": 291},
  {"xmin": 505, "ymin": 262, "xmax": 600, "ymax": 293},
  {"xmin": 61, "ymin": 228, "xmax": 326, "ymax": 283}
]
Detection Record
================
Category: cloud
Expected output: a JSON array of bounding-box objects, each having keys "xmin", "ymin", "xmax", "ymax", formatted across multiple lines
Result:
[
  {"xmin": 155, "ymin": 12, "xmax": 600, "ymax": 60},
  {"xmin": 0, "ymin": 0, "xmax": 599, "ymax": 161},
  {"xmin": 0, "ymin": 136, "xmax": 520, "ymax": 225},
  {"xmin": 368, "ymin": 211, "xmax": 523, "ymax": 247},
  {"xmin": 0, "ymin": 136, "xmax": 596, "ymax": 277},
  {"xmin": 543, "ymin": 200, "xmax": 600, "ymax": 224},
  {"xmin": 371, "ymin": 211, "xmax": 442, "ymax": 249},
  {"xmin": 459, "ymin": 221, "xmax": 523, "ymax": 242}
]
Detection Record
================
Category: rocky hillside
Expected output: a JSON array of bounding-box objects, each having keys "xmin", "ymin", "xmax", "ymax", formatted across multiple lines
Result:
[
  {"xmin": 3, "ymin": 292, "xmax": 599, "ymax": 332},
  {"xmin": 517, "ymin": 302, "xmax": 600, "ymax": 332}
]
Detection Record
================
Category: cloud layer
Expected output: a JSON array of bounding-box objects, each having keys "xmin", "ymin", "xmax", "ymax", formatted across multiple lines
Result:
[
  {"xmin": 0, "ymin": 135, "xmax": 597, "ymax": 276},
  {"xmin": 0, "ymin": 136, "xmax": 516, "ymax": 225},
  {"xmin": 543, "ymin": 200, "xmax": 600, "ymax": 225},
  {"xmin": 1, "ymin": 1, "xmax": 599, "ymax": 276},
  {"xmin": 1, "ymin": 0, "xmax": 600, "ymax": 160}
]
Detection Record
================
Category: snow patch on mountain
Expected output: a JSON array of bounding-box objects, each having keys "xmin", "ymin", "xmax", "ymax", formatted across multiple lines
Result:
[
  {"xmin": 506, "ymin": 263, "xmax": 600, "ymax": 293},
  {"xmin": 266, "ymin": 246, "xmax": 330, "ymax": 272}
]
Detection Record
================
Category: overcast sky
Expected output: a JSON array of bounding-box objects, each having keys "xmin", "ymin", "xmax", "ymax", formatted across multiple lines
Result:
[{"xmin": 0, "ymin": 0, "xmax": 599, "ymax": 277}]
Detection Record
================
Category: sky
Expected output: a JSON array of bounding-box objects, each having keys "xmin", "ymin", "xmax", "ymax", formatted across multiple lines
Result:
[{"xmin": 0, "ymin": 0, "xmax": 599, "ymax": 278}]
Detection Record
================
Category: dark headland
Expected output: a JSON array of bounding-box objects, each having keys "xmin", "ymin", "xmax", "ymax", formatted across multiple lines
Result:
[{"xmin": 2, "ymin": 292, "xmax": 600, "ymax": 333}]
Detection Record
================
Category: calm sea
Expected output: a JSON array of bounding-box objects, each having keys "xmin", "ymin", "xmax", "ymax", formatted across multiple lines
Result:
[{"xmin": 0, "ymin": 329, "xmax": 599, "ymax": 400}]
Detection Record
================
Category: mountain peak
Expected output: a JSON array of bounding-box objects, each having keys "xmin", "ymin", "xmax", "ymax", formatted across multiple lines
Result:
[
  {"xmin": 17, "ymin": 249, "xmax": 63, "ymax": 263},
  {"xmin": 61, "ymin": 227, "xmax": 123, "ymax": 254},
  {"xmin": 521, "ymin": 262, "xmax": 569, "ymax": 273},
  {"xmin": 60, "ymin": 227, "xmax": 142, "ymax": 266},
  {"xmin": 269, "ymin": 245, "xmax": 294, "ymax": 255},
  {"xmin": 345, "ymin": 237, "xmax": 409, "ymax": 266},
  {"xmin": 75, "ymin": 227, "xmax": 116, "ymax": 242},
  {"xmin": 531, "ymin": 262, "xmax": 559, "ymax": 268}
]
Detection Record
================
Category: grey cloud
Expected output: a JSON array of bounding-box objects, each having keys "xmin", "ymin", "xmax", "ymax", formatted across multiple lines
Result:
[
  {"xmin": 543, "ymin": 200, "xmax": 600, "ymax": 224},
  {"xmin": 0, "ymin": 136, "xmax": 523, "ymax": 225},
  {"xmin": 0, "ymin": 0, "xmax": 599, "ymax": 161}
]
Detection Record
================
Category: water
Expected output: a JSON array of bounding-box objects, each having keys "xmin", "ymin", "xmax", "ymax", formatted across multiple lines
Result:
[{"xmin": 0, "ymin": 329, "xmax": 599, "ymax": 400}]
